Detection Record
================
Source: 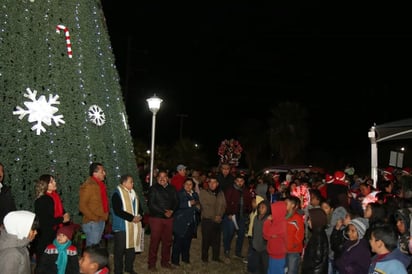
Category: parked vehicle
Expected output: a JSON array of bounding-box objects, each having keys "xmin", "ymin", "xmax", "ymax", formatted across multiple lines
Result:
[{"xmin": 256, "ymin": 164, "xmax": 325, "ymax": 182}]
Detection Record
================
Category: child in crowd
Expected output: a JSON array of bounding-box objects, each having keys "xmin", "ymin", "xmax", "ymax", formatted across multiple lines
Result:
[
  {"xmin": 335, "ymin": 217, "xmax": 371, "ymax": 274},
  {"xmin": 267, "ymin": 183, "xmax": 279, "ymax": 203},
  {"xmin": 79, "ymin": 245, "xmax": 110, "ymax": 274},
  {"xmin": 245, "ymin": 195, "xmax": 264, "ymax": 271},
  {"xmin": 394, "ymin": 208, "xmax": 412, "ymax": 256},
  {"xmin": 0, "ymin": 210, "xmax": 38, "ymax": 274},
  {"xmin": 285, "ymin": 196, "xmax": 304, "ymax": 274},
  {"xmin": 263, "ymin": 200, "xmax": 287, "ymax": 274},
  {"xmin": 321, "ymin": 199, "xmax": 348, "ymax": 274},
  {"xmin": 250, "ymin": 198, "xmax": 271, "ymax": 274},
  {"xmin": 35, "ymin": 224, "xmax": 79, "ymax": 274},
  {"xmin": 301, "ymin": 208, "xmax": 329, "ymax": 274},
  {"xmin": 363, "ymin": 202, "xmax": 387, "ymax": 242},
  {"xmin": 369, "ymin": 224, "xmax": 411, "ymax": 274}
]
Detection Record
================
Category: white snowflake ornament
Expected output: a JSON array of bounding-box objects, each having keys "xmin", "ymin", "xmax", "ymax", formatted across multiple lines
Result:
[
  {"xmin": 13, "ymin": 88, "xmax": 65, "ymax": 135},
  {"xmin": 88, "ymin": 105, "xmax": 106, "ymax": 126}
]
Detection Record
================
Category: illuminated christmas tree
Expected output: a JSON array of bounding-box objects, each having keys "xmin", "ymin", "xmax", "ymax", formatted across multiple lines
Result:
[{"xmin": 0, "ymin": 0, "xmax": 145, "ymax": 220}]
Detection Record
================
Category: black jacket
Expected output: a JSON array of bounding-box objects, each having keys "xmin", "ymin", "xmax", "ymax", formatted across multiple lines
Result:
[
  {"xmin": 0, "ymin": 185, "xmax": 16, "ymax": 226},
  {"xmin": 148, "ymin": 183, "xmax": 178, "ymax": 218},
  {"xmin": 330, "ymin": 227, "xmax": 346, "ymax": 260},
  {"xmin": 302, "ymin": 227, "xmax": 329, "ymax": 274},
  {"xmin": 35, "ymin": 243, "xmax": 79, "ymax": 274}
]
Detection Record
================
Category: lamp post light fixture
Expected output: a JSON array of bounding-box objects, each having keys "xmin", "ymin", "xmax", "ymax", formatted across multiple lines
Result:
[{"xmin": 146, "ymin": 94, "xmax": 163, "ymax": 186}]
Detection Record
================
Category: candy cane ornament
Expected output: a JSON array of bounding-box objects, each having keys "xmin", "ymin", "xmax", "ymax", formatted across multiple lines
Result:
[{"xmin": 56, "ymin": 24, "xmax": 72, "ymax": 58}]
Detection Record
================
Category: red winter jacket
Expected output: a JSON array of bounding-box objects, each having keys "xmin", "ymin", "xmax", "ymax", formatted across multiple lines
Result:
[{"xmin": 263, "ymin": 201, "xmax": 287, "ymax": 259}]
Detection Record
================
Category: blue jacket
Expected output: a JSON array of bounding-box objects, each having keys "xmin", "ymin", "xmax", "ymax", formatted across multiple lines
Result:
[
  {"xmin": 172, "ymin": 189, "xmax": 200, "ymax": 237},
  {"xmin": 368, "ymin": 248, "xmax": 411, "ymax": 274}
]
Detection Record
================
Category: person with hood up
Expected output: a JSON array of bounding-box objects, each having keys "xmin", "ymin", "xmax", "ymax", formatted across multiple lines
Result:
[
  {"xmin": 251, "ymin": 198, "xmax": 271, "ymax": 274},
  {"xmin": 245, "ymin": 195, "xmax": 265, "ymax": 271},
  {"xmin": 263, "ymin": 200, "xmax": 287, "ymax": 274},
  {"xmin": 394, "ymin": 208, "xmax": 412, "ymax": 256},
  {"xmin": 301, "ymin": 207, "xmax": 329, "ymax": 274},
  {"xmin": 322, "ymin": 198, "xmax": 348, "ymax": 274},
  {"xmin": 0, "ymin": 210, "xmax": 38, "ymax": 274},
  {"xmin": 335, "ymin": 217, "xmax": 371, "ymax": 274}
]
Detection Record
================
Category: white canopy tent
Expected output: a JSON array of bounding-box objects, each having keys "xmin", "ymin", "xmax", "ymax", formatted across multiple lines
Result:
[{"xmin": 369, "ymin": 118, "xmax": 412, "ymax": 187}]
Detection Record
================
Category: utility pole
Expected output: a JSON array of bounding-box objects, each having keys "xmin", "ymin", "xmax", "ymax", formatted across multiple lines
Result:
[{"xmin": 176, "ymin": 113, "xmax": 188, "ymax": 140}]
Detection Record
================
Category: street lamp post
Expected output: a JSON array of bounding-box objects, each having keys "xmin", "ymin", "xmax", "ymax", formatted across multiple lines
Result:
[{"xmin": 146, "ymin": 94, "xmax": 162, "ymax": 186}]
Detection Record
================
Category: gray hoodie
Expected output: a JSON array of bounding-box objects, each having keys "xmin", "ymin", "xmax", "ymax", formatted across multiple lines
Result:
[{"xmin": 0, "ymin": 210, "xmax": 35, "ymax": 274}]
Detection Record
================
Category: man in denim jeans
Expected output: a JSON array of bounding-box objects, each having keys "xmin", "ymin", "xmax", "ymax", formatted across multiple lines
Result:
[
  {"xmin": 79, "ymin": 162, "xmax": 109, "ymax": 247},
  {"xmin": 222, "ymin": 173, "xmax": 252, "ymax": 261}
]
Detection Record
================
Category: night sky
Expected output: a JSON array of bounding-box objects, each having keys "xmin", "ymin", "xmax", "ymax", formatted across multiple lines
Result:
[{"xmin": 101, "ymin": 2, "xmax": 412, "ymax": 170}]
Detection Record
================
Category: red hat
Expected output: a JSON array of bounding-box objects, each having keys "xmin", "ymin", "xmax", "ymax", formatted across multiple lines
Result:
[
  {"xmin": 383, "ymin": 173, "xmax": 394, "ymax": 181},
  {"xmin": 383, "ymin": 167, "xmax": 395, "ymax": 174},
  {"xmin": 334, "ymin": 171, "xmax": 346, "ymax": 183},
  {"xmin": 402, "ymin": 167, "xmax": 411, "ymax": 175},
  {"xmin": 383, "ymin": 167, "xmax": 395, "ymax": 181},
  {"xmin": 325, "ymin": 174, "xmax": 334, "ymax": 184},
  {"xmin": 57, "ymin": 225, "xmax": 74, "ymax": 240}
]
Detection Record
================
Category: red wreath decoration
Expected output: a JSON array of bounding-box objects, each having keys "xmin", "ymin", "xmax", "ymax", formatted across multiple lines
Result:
[{"xmin": 218, "ymin": 139, "xmax": 243, "ymax": 166}]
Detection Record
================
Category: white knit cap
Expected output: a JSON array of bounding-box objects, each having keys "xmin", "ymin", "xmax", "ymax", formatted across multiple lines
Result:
[
  {"xmin": 4, "ymin": 210, "xmax": 36, "ymax": 240},
  {"xmin": 349, "ymin": 217, "xmax": 369, "ymax": 239}
]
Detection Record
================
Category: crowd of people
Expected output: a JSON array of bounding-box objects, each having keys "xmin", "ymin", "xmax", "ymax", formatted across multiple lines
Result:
[{"xmin": 2, "ymin": 159, "xmax": 412, "ymax": 274}]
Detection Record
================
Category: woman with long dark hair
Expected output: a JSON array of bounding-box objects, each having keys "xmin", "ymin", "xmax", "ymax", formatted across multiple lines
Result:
[{"xmin": 34, "ymin": 174, "xmax": 70, "ymax": 265}]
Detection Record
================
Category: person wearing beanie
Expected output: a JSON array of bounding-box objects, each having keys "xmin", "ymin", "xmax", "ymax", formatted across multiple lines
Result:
[
  {"xmin": 301, "ymin": 207, "xmax": 329, "ymax": 274},
  {"xmin": 0, "ymin": 210, "xmax": 38, "ymax": 274},
  {"xmin": 35, "ymin": 224, "xmax": 79, "ymax": 274},
  {"xmin": 335, "ymin": 217, "xmax": 371, "ymax": 274}
]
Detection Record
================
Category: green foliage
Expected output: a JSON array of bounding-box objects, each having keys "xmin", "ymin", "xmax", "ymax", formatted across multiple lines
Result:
[
  {"xmin": 269, "ymin": 101, "xmax": 308, "ymax": 164},
  {"xmin": 169, "ymin": 138, "xmax": 209, "ymax": 169},
  {"xmin": 238, "ymin": 119, "xmax": 268, "ymax": 171},
  {"xmin": 0, "ymin": 0, "xmax": 146, "ymax": 222}
]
